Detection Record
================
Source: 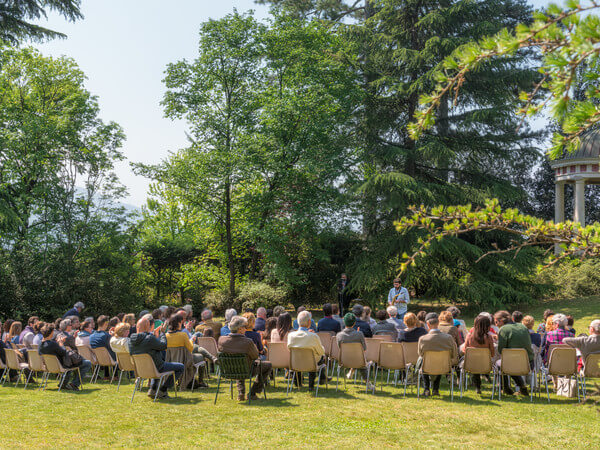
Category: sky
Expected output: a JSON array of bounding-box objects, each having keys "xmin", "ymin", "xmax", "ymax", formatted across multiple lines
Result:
[{"xmin": 33, "ymin": 0, "xmax": 548, "ymax": 207}]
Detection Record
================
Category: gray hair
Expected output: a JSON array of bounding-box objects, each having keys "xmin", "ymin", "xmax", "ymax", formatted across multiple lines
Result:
[
  {"xmin": 183, "ymin": 304, "xmax": 193, "ymax": 314},
  {"xmin": 478, "ymin": 312, "xmax": 494, "ymax": 323},
  {"xmin": 552, "ymin": 313, "xmax": 568, "ymax": 327},
  {"xmin": 590, "ymin": 319, "xmax": 600, "ymax": 333},
  {"xmin": 74, "ymin": 302, "xmax": 84, "ymax": 310},
  {"xmin": 224, "ymin": 308, "xmax": 237, "ymax": 323},
  {"xmin": 142, "ymin": 313, "xmax": 154, "ymax": 323},
  {"xmin": 297, "ymin": 310, "xmax": 312, "ymax": 328},
  {"xmin": 257, "ymin": 307, "xmax": 267, "ymax": 318},
  {"xmin": 201, "ymin": 309, "xmax": 213, "ymax": 321},
  {"xmin": 229, "ymin": 316, "xmax": 248, "ymax": 333},
  {"xmin": 59, "ymin": 319, "xmax": 72, "ymax": 331},
  {"xmin": 273, "ymin": 306, "xmax": 286, "ymax": 317},
  {"xmin": 159, "ymin": 305, "xmax": 168, "ymax": 312},
  {"xmin": 386, "ymin": 305, "xmax": 398, "ymax": 317}
]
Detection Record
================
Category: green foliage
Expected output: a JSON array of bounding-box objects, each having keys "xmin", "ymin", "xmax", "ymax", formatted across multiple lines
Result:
[
  {"xmin": 538, "ymin": 259, "xmax": 600, "ymax": 299},
  {"xmin": 237, "ymin": 281, "xmax": 288, "ymax": 311}
]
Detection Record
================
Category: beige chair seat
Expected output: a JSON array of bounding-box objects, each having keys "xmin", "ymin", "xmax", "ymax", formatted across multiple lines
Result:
[{"xmin": 131, "ymin": 353, "xmax": 178, "ymax": 402}]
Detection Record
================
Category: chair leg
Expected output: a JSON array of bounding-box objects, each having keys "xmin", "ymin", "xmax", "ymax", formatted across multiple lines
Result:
[
  {"xmin": 286, "ymin": 370, "xmax": 294, "ymax": 397},
  {"xmin": 336, "ymin": 365, "xmax": 340, "ymax": 391},
  {"xmin": 315, "ymin": 367, "xmax": 322, "ymax": 397},
  {"xmin": 131, "ymin": 378, "xmax": 140, "ymax": 403},
  {"xmin": 213, "ymin": 374, "xmax": 221, "ymax": 405},
  {"xmin": 450, "ymin": 369, "xmax": 455, "ymax": 402},
  {"xmin": 545, "ymin": 371, "xmax": 550, "ymax": 403},
  {"xmin": 191, "ymin": 366, "xmax": 198, "ymax": 393},
  {"xmin": 173, "ymin": 373, "xmax": 178, "ymax": 397},
  {"xmin": 24, "ymin": 370, "xmax": 34, "ymax": 390},
  {"xmin": 417, "ymin": 371, "xmax": 421, "ymax": 400},
  {"xmin": 117, "ymin": 370, "xmax": 124, "ymax": 392},
  {"xmin": 373, "ymin": 366, "xmax": 379, "ymax": 393},
  {"xmin": 154, "ymin": 377, "xmax": 163, "ymax": 402},
  {"xmin": 403, "ymin": 369, "xmax": 408, "ymax": 397},
  {"xmin": 530, "ymin": 372, "xmax": 534, "ymax": 403},
  {"xmin": 110, "ymin": 365, "xmax": 117, "ymax": 385},
  {"xmin": 460, "ymin": 369, "xmax": 464, "ymax": 398}
]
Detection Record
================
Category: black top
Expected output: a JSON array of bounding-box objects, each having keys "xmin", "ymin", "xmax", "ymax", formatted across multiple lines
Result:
[
  {"xmin": 398, "ymin": 327, "xmax": 428, "ymax": 343},
  {"xmin": 353, "ymin": 319, "xmax": 373, "ymax": 338},
  {"xmin": 39, "ymin": 339, "xmax": 68, "ymax": 364},
  {"xmin": 129, "ymin": 332, "xmax": 167, "ymax": 371},
  {"xmin": 63, "ymin": 307, "xmax": 80, "ymax": 319}
]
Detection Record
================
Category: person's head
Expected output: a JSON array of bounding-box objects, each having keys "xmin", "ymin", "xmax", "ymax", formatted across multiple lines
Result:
[
  {"xmin": 352, "ymin": 304, "xmax": 364, "ymax": 318},
  {"xmin": 68, "ymin": 315, "xmax": 80, "ymax": 329},
  {"xmin": 511, "ymin": 311, "xmax": 524, "ymax": 323},
  {"xmin": 123, "ymin": 313, "xmax": 136, "ymax": 327},
  {"xmin": 343, "ymin": 313, "xmax": 356, "ymax": 328},
  {"xmin": 297, "ymin": 310, "xmax": 312, "ymax": 328},
  {"xmin": 552, "ymin": 313, "xmax": 568, "ymax": 329},
  {"xmin": 589, "ymin": 320, "xmax": 600, "ymax": 335},
  {"xmin": 152, "ymin": 309, "xmax": 162, "ymax": 320},
  {"xmin": 183, "ymin": 304, "xmax": 193, "ymax": 319},
  {"xmin": 404, "ymin": 312, "xmax": 417, "ymax": 328},
  {"xmin": 256, "ymin": 307, "xmax": 267, "ymax": 319},
  {"xmin": 97, "ymin": 315, "xmax": 109, "ymax": 331},
  {"xmin": 229, "ymin": 316, "xmax": 248, "ymax": 334},
  {"xmin": 54, "ymin": 318, "xmax": 62, "ymax": 329},
  {"xmin": 331, "ymin": 303, "xmax": 340, "ymax": 316},
  {"xmin": 522, "ymin": 315, "xmax": 535, "ymax": 330},
  {"xmin": 543, "ymin": 309, "xmax": 554, "ymax": 321},
  {"xmin": 276, "ymin": 313, "xmax": 292, "ymax": 338},
  {"xmin": 117, "ymin": 313, "xmax": 126, "ymax": 321},
  {"xmin": 264, "ymin": 317, "xmax": 277, "ymax": 336},
  {"xmin": 322, "ymin": 303, "xmax": 333, "ymax": 317},
  {"xmin": 80, "ymin": 318, "xmax": 93, "ymax": 333},
  {"xmin": 425, "ymin": 312, "xmax": 439, "ymax": 329},
  {"xmin": 27, "ymin": 316, "xmax": 39, "ymax": 328},
  {"xmin": 297, "ymin": 306, "xmax": 306, "ymax": 314},
  {"xmin": 243, "ymin": 312, "xmax": 256, "ymax": 330},
  {"xmin": 416, "ymin": 311, "xmax": 427, "ymax": 323},
  {"xmin": 375, "ymin": 310, "xmax": 388, "ymax": 322},
  {"xmin": 59, "ymin": 319, "xmax": 72, "ymax": 333},
  {"xmin": 165, "ymin": 306, "xmax": 175, "ymax": 319},
  {"xmin": 9, "ymin": 321, "xmax": 22, "ymax": 337},
  {"xmin": 439, "ymin": 311, "xmax": 453, "ymax": 324},
  {"xmin": 393, "ymin": 278, "xmax": 401, "ymax": 288},
  {"xmin": 114, "ymin": 322, "xmax": 130, "ymax": 338},
  {"xmin": 273, "ymin": 305, "xmax": 286, "ymax": 317},
  {"xmin": 138, "ymin": 310, "xmax": 149, "ymax": 319},
  {"xmin": 167, "ymin": 314, "xmax": 184, "ymax": 332},
  {"xmin": 266, "ymin": 308, "xmax": 273, "ymax": 318},
  {"xmin": 493, "ymin": 310, "xmax": 512, "ymax": 327},
  {"xmin": 108, "ymin": 317, "xmax": 120, "ymax": 330},
  {"xmin": 2, "ymin": 319, "xmax": 14, "ymax": 334},
  {"xmin": 224, "ymin": 308, "xmax": 237, "ymax": 324},
  {"xmin": 473, "ymin": 314, "xmax": 491, "ymax": 344},
  {"xmin": 136, "ymin": 316, "xmax": 151, "ymax": 333},
  {"xmin": 33, "ymin": 321, "xmax": 44, "ymax": 334},
  {"xmin": 386, "ymin": 305, "xmax": 398, "ymax": 318},
  {"xmin": 74, "ymin": 301, "xmax": 84, "ymax": 312},
  {"xmin": 447, "ymin": 306, "xmax": 461, "ymax": 319},
  {"xmin": 363, "ymin": 306, "xmax": 372, "ymax": 319},
  {"xmin": 201, "ymin": 309, "xmax": 213, "ymax": 322},
  {"xmin": 341, "ymin": 273, "xmax": 347, "ymax": 281},
  {"xmin": 566, "ymin": 315, "xmax": 574, "ymax": 328},
  {"xmin": 40, "ymin": 323, "xmax": 55, "ymax": 339},
  {"xmin": 545, "ymin": 315, "xmax": 555, "ymax": 332}
]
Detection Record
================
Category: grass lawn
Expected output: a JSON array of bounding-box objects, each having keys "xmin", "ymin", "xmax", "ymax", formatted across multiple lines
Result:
[{"xmin": 2, "ymin": 297, "xmax": 599, "ymax": 448}]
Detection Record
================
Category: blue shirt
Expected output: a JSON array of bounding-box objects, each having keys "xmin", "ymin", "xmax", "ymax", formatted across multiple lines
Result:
[
  {"xmin": 387, "ymin": 286, "xmax": 410, "ymax": 314},
  {"xmin": 90, "ymin": 330, "xmax": 115, "ymax": 359},
  {"xmin": 254, "ymin": 317, "xmax": 266, "ymax": 332},
  {"xmin": 317, "ymin": 317, "xmax": 341, "ymax": 333},
  {"xmin": 63, "ymin": 307, "xmax": 80, "ymax": 318},
  {"xmin": 293, "ymin": 318, "xmax": 317, "ymax": 331},
  {"xmin": 220, "ymin": 325, "xmax": 231, "ymax": 337}
]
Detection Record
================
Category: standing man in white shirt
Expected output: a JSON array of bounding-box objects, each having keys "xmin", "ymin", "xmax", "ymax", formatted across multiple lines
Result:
[{"xmin": 387, "ymin": 278, "xmax": 410, "ymax": 320}]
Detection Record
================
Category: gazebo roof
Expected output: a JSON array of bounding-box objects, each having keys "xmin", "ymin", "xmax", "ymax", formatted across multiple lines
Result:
[{"xmin": 558, "ymin": 129, "xmax": 600, "ymax": 161}]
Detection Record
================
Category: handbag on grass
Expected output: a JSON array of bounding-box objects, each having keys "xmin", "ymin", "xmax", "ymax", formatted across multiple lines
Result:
[{"xmin": 556, "ymin": 377, "xmax": 577, "ymax": 398}]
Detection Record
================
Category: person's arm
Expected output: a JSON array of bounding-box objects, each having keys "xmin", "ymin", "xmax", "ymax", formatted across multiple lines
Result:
[
  {"xmin": 387, "ymin": 288, "xmax": 393, "ymax": 305},
  {"xmin": 401, "ymin": 287, "xmax": 410, "ymax": 303},
  {"xmin": 150, "ymin": 333, "xmax": 167, "ymax": 351},
  {"xmin": 487, "ymin": 336, "xmax": 496, "ymax": 358},
  {"xmin": 451, "ymin": 340, "xmax": 459, "ymax": 365},
  {"xmin": 497, "ymin": 328, "xmax": 507, "ymax": 355},
  {"xmin": 184, "ymin": 334, "xmax": 194, "ymax": 353},
  {"xmin": 562, "ymin": 336, "xmax": 581, "ymax": 350}
]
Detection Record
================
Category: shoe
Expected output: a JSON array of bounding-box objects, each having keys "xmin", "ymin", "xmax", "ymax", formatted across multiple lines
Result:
[
  {"xmin": 156, "ymin": 390, "xmax": 169, "ymax": 399},
  {"xmin": 432, "ymin": 390, "xmax": 440, "ymax": 396},
  {"xmin": 503, "ymin": 387, "xmax": 514, "ymax": 396},
  {"xmin": 197, "ymin": 381, "xmax": 209, "ymax": 389},
  {"xmin": 60, "ymin": 383, "xmax": 73, "ymax": 391},
  {"xmin": 67, "ymin": 382, "xmax": 80, "ymax": 391},
  {"xmin": 237, "ymin": 394, "xmax": 245, "ymax": 402},
  {"xmin": 147, "ymin": 389, "xmax": 157, "ymax": 398},
  {"xmin": 423, "ymin": 388, "xmax": 431, "ymax": 397},
  {"xmin": 519, "ymin": 387, "xmax": 529, "ymax": 397}
]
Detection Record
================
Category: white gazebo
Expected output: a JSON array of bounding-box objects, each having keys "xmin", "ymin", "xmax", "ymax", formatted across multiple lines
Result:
[{"xmin": 550, "ymin": 130, "xmax": 600, "ymax": 226}]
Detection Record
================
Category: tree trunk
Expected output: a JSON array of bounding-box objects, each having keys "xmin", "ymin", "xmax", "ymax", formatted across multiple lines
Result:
[{"xmin": 224, "ymin": 179, "xmax": 235, "ymax": 297}]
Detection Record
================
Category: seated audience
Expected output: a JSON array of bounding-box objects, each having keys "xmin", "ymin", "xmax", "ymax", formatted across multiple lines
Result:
[
  {"xmin": 416, "ymin": 311, "xmax": 427, "ymax": 329},
  {"xmin": 7, "ymin": 321, "xmax": 22, "ymax": 345},
  {"xmin": 90, "ymin": 315, "xmax": 116, "ymax": 360},
  {"xmin": 195, "ymin": 309, "xmax": 222, "ymax": 339},
  {"xmin": 152, "ymin": 309, "xmax": 164, "ymax": 329},
  {"xmin": 371, "ymin": 310, "xmax": 398, "ymax": 339},
  {"xmin": 398, "ymin": 312, "xmax": 427, "ymax": 343},
  {"xmin": 110, "ymin": 323, "xmax": 131, "ymax": 354},
  {"xmin": 122, "ymin": 314, "xmax": 137, "ymax": 335},
  {"xmin": 263, "ymin": 317, "xmax": 277, "ymax": 347},
  {"xmin": 32, "ymin": 322, "xmax": 44, "ymax": 347},
  {"xmin": 386, "ymin": 306, "xmax": 406, "ymax": 332},
  {"xmin": 273, "ymin": 305, "xmax": 286, "ymax": 318},
  {"xmin": 537, "ymin": 309, "xmax": 554, "ymax": 334},
  {"xmin": 243, "ymin": 312, "xmax": 265, "ymax": 357},
  {"xmin": 255, "ymin": 307, "xmax": 267, "ymax": 332},
  {"xmin": 2, "ymin": 319, "xmax": 14, "ymax": 342},
  {"xmin": 293, "ymin": 306, "xmax": 317, "ymax": 331},
  {"xmin": 512, "ymin": 311, "xmax": 524, "ymax": 324},
  {"xmin": 363, "ymin": 306, "xmax": 377, "ymax": 327},
  {"xmin": 438, "ymin": 311, "xmax": 463, "ymax": 347},
  {"xmin": 331, "ymin": 303, "xmax": 345, "ymax": 329},
  {"xmin": 566, "ymin": 315, "xmax": 576, "ymax": 334},
  {"xmin": 218, "ymin": 316, "xmax": 272, "ymax": 401},
  {"xmin": 336, "ymin": 313, "xmax": 374, "ymax": 390},
  {"xmin": 317, "ymin": 303, "xmax": 342, "ymax": 334},
  {"xmin": 541, "ymin": 313, "xmax": 574, "ymax": 363},
  {"xmin": 129, "ymin": 315, "xmax": 184, "ymax": 399},
  {"xmin": 271, "ymin": 313, "xmax": 292, "ymax": 343},
  {"xmin": 522, "ymin": 315, "xmax": 541, "ymax": 347},
  {"xmin": 495, "ymin": 310, "xmax": 533, "ymax": 396},
  {"xmin": 417, "ymin": 312, "xmax": 459, "ymax": 397},
  {"xmin": 75, "ymin": 318, "xmax": 94, "ymax": 347},
  {"xmin": 20, "ymin": 316, "xmax": 39, "ymax": 348},
  {"xmin": 447, "ymin": 306, "xmax": 468, "ymax": 337},
  {"xmin": 351, "ymin": 304, "xmax": 373, "ymax": 337},
  {"xmin": 563, "ymin": 319, "xmax": 600, "ymax": 360},
  {"xmin": 38, "ymin": 323, "xmax": 91, "ymax": 391},
  {"xmin": 462, "ymin": 315, "xmax": 495, "ymax": 394},
  {"xmin": 288, "ymin": 311, "xmax": 327, "ymax": 390},
  {"xmin": 220, "ymin": 308, "xmax": 237, "ymax": 337},
  {"xmin": 57, "ymin": 318, "xmax": 77, "ymax": 350},
  {"xmin": 480, "ymin": 312, "xmax": 498, "ymax": 335}
]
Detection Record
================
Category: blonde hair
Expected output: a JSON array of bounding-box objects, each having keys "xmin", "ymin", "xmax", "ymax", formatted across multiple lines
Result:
[
  {"xmin": 545, "ymin": 315, "xmax": 555, "ymax": 332},
  {"xmin": 122, "ymin": 313, "xmax": 136, "ymax": 326},
  {"xmin": 439, "ymin": 311, "xmax": 453, "ymax": 323},
  {"xmin": 522, "ymin": 315, "xmax": 535, "ymax": 330},
  {"xmin": 243, "ymin": 312, "xmax": 256, "ymax": 329},
  {"xmin": 404, "ymin": 312, "xmax": 417, "ymax": 328},
  {"xmin": 114, "ymin": 322, "xmax": 130, "ymax": 338}
]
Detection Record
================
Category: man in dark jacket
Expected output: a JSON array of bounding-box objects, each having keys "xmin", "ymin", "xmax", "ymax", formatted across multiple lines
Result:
[
  {"xmin": 63, "ymin": 302, "xmax": 84, "ymax": 319},
  {"xmin": 351, "ymin": 304, "xmax": 373, "ymax": 338},
  {"xmin": 129, "ymin": 315, "xmax": 184, "ymax": 399},
  {"xmin": 317, "ymin": 303, "xmax": 341, "ymax": 333}
]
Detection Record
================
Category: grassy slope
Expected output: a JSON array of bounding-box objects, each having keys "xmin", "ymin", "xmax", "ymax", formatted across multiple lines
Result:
[{"xmin": 1, "ymin": 297, "xmax": 599, "ymax": 449}]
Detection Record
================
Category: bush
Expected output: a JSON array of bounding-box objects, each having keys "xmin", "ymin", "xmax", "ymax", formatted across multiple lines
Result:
[
  {"xmin": 238, "ymin": 281, "xmax": 287, "ymax": 311},
  {"xmin": 203, "ymin": 289, "xmax": 233, "ymax": 315},
  {"xmin": 537, "ymin": 259, "xmax": 600, "ymax": 299}
]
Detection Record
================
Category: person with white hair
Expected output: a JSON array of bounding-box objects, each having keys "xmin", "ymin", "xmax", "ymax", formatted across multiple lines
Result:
[
  {"xmin": 541, "ymin": 313, "xmax": 574, "ymax": 363},
  {"xmin": 63, "ymin": 301, "xmax": 84, "ymax": 319},
  {"xmin": 220, "ymin": 308, "xmax": 237, "ymax": 337},
  {"xmin": 287, "ymin": 310, "xmax": 327, "ymax": 390},
  {"xmin": 182, "ymin": 304, "xmax": 193, "ymax": 319},
  {"xmin": 386, "ymin": 305, "xmax": 406, "ymax": 332},
  {"xmin": 195, "ymin": 308, "xmax": 223, "ymax": 338},
  {"xmin": 563, "ymin": 319, "xmax": 600, "ymax": 360}
]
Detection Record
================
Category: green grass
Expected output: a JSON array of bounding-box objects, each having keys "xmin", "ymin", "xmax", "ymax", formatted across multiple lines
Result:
[{"xmin": 2, "ymin": 297, "xmax": 599, "ymax": 448}]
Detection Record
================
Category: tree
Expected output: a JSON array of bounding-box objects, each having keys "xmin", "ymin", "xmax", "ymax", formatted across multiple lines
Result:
[{"xmin": 0, "ymin": 0, "xmax": 82, "ymax": 44}]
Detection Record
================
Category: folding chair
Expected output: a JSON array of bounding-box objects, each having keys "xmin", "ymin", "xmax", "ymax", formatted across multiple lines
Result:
[
  {"xmin": 287, "ymin": 347, "xmax": 328, "ymax": 397},
  {"xmin": 5, "ymin": 349, "xmax": 29, "ymax": 387},
  {"xmin": 196, "ymin": 337, "xmax": 218, "ymax": 376},
  {"xmin": 266, "ymin": 342, "xmax": 290, "ymax": 387},
  {"xmin": 76, "ymin": 345, "xmax": 98, "ymax": 382},
  {"xmin": 580, "ymin": 352, "xmax": 600, "ymax": 400},
  {"xmin": 317, "ymin": 332, "xmax": 334, "ymax": 373},
  {"xmin": 373, "ymin": 342, "xmax": 406, "ymax": 395},
  {"xmin": 214, "ymin": 353, "xmax": 266, "ymax": 404},
  {"xmin": 459, "ymin": 347, "xmax": 494, "ymax": 398},
  {"xmin": 115, "ymin": 353, "xmax": 136, "ymax": 391},
  {"xmin": 91, "ymin": 347, "xmax": 117, "ymax": 384},
  {"xmin": 401, "ymin": 341, "xmax": 419, "ymax": 389},
  {"xmin": 543, "ymin": 346, "xmax": 578, "ymax": 402},
  {"xmin": 0, "ymin": 356, "xmax": 7, "ymax": 386},
  {"xmin": 329, "ymin": 339, "xmax": 340, "ymax": 377},
  {"xmin": 417, "ymin": 350, "xmax": 455, "ymax": 401},
  {"xmin": 497, "ymin": 348, "xmax": 534, "ymax": 402},
  {"xmin": 25, "ymin": 350, "xmax": 47, "ymax": 389},
  {"xmin": 373, "ymin": 333, "xmax": 395, "ymax": 342},
  {"xmin": 131, "ymin": 354, "xmax": 177, "ymax": 402},
  {"xmin": 364, "ymin": 338, "xmax": 382, "ymax": 365},
  {"xmin": 336, "ymin": 342, "xmax": 374, "ymax": 394},
  {"xmin": 41, "ymin": 354, "xmax": 82, "ymax": 392}
]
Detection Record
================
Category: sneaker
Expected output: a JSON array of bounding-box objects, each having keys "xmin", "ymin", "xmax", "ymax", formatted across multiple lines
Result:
[
  {"xmin": 60, "ymin": 383, "xmax": 73, "ymax": 391},
  {"xmin": 156, "ymin": 390, "xmax": 170, "ymax": 399},
  {"xmin": 237, "ymin": 394, "xmax": 246, "ymax": 402}
]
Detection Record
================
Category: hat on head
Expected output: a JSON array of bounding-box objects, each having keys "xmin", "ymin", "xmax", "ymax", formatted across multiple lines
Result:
[
  {"xmin": 351, "ymin": 304, "xmax": 364, "ymax": 316},
  {"xmin": 343, "ymin": 313, "xmax": 356, "ymax": 327},
  {"xmin": 425, "ymin": 312, "xmax": 439, "ymax": 322}
]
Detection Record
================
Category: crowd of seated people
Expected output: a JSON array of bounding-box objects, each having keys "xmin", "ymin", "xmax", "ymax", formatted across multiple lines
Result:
[{"xmin": 1, "ymin": 299, "xmax": 599, "ymax": 402}]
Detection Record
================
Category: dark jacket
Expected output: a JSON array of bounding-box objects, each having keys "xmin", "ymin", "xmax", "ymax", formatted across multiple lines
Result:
[
  {"xmin": 398, "ymin": 327, "xmax": 428, "ymax": 343},
  {"xmin": 90, "ymin": 330, "xmax": 115, "ymax": 359},
  {"xmin": 218, "ymin": 333, "xmax": 259, "ymax": 366},
  {"xmin": 39, "ymin": 339, "xmax": 68, "ymax": 366},
  {"xmin": 254, "ymin": 317, "xmax": 266, "ymax": 332},
  {"xmin": 57, "ymin": 331, "xmax": 77, "ymax": 351},
  {"xmin": 372, "ymin": 321, "xmax": 398, "ymax": 339},
  {"xmin": 353, "ymin": 319, "xmax": 373, "ymax": 338},
  {"xmin": 129, "ymin": 332, "xmax": 167, "ymax": 371},
  {"xmin": 63, "ymin": 307, "xmax": 80, "ymax": 319},
  {"xmin": 317, "ymin": 317, "xmax": 342, "ymax": 333}
]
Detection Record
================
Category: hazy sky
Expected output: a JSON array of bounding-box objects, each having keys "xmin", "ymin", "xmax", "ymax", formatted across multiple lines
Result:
[{"xmin": 34, "ymin": 0, "xmax": 547, "ymax": 207}]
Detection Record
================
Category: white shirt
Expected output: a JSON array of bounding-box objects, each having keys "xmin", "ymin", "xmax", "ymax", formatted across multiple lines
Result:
[{"xmin": 388, "ymin": 286, "xmax": 410, "ymax": 314}]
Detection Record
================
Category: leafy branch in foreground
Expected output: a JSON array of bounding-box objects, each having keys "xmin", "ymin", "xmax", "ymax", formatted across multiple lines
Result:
[
  {"xmin": 394, "ymin": 198, "xmax": 600, "ymax": 274},
  {"xmin": 409, "ymin": 0, "xmax": 600, "ymax": 159}
]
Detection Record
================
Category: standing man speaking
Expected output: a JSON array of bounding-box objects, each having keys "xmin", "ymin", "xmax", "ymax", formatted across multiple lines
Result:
[{"xmin": 387, "ymin": 278, "xmax": 410, "ymax": 320}]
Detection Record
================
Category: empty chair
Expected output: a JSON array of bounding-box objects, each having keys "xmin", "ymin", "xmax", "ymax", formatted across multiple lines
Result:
[
  {"xmin": 266, "ymin": 342, "xmax": 290, "ymax": 386},
  {"xmin": 5, "ymin": 349, "xmax": 29, "ymax": 387},
  {"xmin": 417, "ymin": 350, "xmax": 455, "ymax": 401},
  {"xmin": 41, "ymin": 354, "xmax": 82, "ymax": 392},
  {"xmin": 131, "ymin": 353, "xmax": 178, "ymax": 403},
  {"xmin": 92, "ymin": 346, "xmax": 118, "ymax": 384},
  {"xmin": 287, "ymin": 347, "xmax": 328, "ymax": 397},
  {"xmin": 115, "ymin": 353, "xmax": 136, "ymax": 391},
  {"xmin": 580, "ymin": 353, "xmax": 600, "ymax": 400},
  {"xmin": 497, "ymin": 348, "xmax": 534, "ymax": 402},
  {"xmin": 336, "ymin": 342, "xmax": 374, "ymax": 394},
  {"xmin": 25, "ymin": 351, "xmax": 47, "ymax": 389},
  {"xmin": 544, "ymin": 346, "xmax": 578, "ymax": 402},
  {"xmin": 460, "ymin": 347, "xmax": 494, "ymax": 398},
  {"xmin": 196, "ymin": 337, "xmax": 218, "ymax": 373},
  {"xmin": 374, "ymin": 342, "xmax": 406, "ymax": 395}
]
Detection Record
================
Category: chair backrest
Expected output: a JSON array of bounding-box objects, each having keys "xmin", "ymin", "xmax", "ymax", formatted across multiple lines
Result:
[
  {"xmin": 5, "ymin": 349, "xmax": 24, "ymax": 370},
  {"xmin": 330, "ymin": 338, "xmax": 340, "ymax": 361},
  {"xmin": 422, "ymin": 351, "xmax": 451, "ymax": 375},
  {"xmin": 9, "ymin": 342, "xmax": 18, "ymax": 350},
  {"xmin": 217, "ymin": 353, "xmax": 253, "ymax": 380},
  {"xmin": 77, "ymin": 345, "xmax": 97, "ymax": 364},
  {"xmin": 317, "ymin": 332, "xmax": 333, "ymax": 355},
  {"xmin": 132, "ymin": 353, "xmax": 161, "ymax": 379},
  {"xmin": 378, "ymin": 342, "xmax": 405, "ymax": 370},
  {"xmin": 92, "ymin": 346, "xmax": 116, "ymax": 366},
  {"xmin": 500, "ymin": 348, "xmax": 530, "ymax": 376},
  {"xmin": 364, "ymin": 338, "xmax": 382, "ymax": 364},
  {"xmin": 373, "ymin": 333, "xmax": 394, "ymax": 342},
  {"xmin": 196, "ymin": 337, "xmax": 218, "ymax": 357},
  {"xmin": 116, "ymin": 352, "xmax": 136, "ymax": 372},
  {"xmin": 0, "ymin": 356, "xmax": 5, "ymax": 369},
  {"xmin": 548, "ymin": 343, "xmax": 569, "ymax": 356},
  {"xmin": 27, "ymin": 350, "xmax": 46, "ymax": 372},
  {"xmin": 267, "ymin": 342, "xmax": 290, "ymax": 369},
  {"xmin": 42, "ymin": 354, "xmax": 66, "ymax": 374},
  {"xmin": 30, "ymin": 344, "xmax": 39, "ymax": 350},
  {"xmin": 547, "ymin": 347, "xmax": 577, "ymax": 376},
  {"xmin": 401, "ymin": 341, "xmax": 419, "ymax": 366},
  {"xmin": 463, "ymin": 347, "xmax": 492, "ymax": 374},
  {"xmin": 289, "ymin": 347, "xmax": 318, "ymax": 372},
  {"xmin": 339, "ymin": 342, "xmax": 366, "ymax": 369},
  {"xmin": 583, "ymin": 352, "xmax": 600, "ymax": 378}
]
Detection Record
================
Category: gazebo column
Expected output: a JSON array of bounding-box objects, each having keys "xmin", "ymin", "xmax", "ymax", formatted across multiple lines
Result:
[
  {"xmin": 554, "ymin": 181, "xmax": 565, "ymax": 223},
  {"xmin": 573, "ymin": 178, "xmax": 586, "ymax": 225}
]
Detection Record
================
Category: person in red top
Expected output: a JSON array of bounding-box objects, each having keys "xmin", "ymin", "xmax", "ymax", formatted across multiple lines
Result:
[{"xmin": 463, "ymin": 314, "xmax": 495, "ymax": 394}]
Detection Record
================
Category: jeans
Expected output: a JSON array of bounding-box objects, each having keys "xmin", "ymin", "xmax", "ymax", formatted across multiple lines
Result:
[
  {"xmin": 62, "ymin": 359, "xmax": 92, "ymax": 387},
  {"xmin": 151, "ymin": 362, "xmax": 184, "ymax": 392}
]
